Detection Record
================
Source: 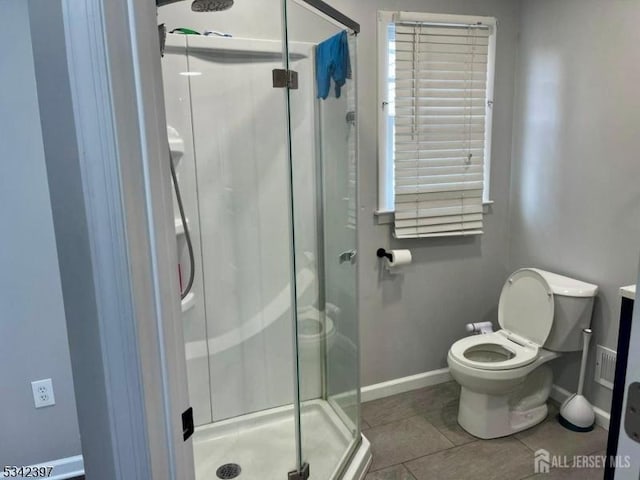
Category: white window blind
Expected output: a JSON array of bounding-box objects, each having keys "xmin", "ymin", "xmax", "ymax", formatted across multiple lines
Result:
[{"xmin": 393, "ymin": 20, "xmax": 493, "ymax": 239}]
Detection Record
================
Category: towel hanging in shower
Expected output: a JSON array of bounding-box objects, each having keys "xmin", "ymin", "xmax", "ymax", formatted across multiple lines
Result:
[{"xmin": 315, "ymin": 30, "xmax": 351, "ymax": 100}]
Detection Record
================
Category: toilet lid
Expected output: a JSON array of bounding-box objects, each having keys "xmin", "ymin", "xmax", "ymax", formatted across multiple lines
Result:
[{"xmin": 498, "ymin": 269, "xmax": 554, "ymax": 346}]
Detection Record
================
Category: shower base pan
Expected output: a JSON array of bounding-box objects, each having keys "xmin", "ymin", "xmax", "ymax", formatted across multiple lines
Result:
[{"xmin": 193, "ymin": 400, "xmax": 371, "ymax": 480}]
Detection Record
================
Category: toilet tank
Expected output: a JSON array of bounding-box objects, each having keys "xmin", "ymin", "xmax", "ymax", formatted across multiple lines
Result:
[{"xmin": 531, "ymin": 269, "xmax": 598, "ymax": 352}]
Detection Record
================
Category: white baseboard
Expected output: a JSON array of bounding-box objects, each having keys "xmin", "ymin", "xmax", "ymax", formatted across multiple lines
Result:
[
  {"xmin": 1, "ymin": 455, "xmax": 84, "ymax": 480},
  {"xmin": 361, "ymin": 368, "xmax": 452, "ymax": 403},
  {"xmin": 360, "ymin": 372, "xmax": 611, "ymax": 432},
  {"xmin": 550, "ymin": 384, "xmax": 610, "ymax": 431}
]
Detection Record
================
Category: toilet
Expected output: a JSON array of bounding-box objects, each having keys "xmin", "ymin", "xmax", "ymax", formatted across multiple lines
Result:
[{"xmin": 447, "ymin": 268, "xmax": 598, "ymax": 439}]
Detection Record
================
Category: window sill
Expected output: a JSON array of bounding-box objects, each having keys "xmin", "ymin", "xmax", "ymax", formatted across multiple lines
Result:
[
  {"xmin": 482, "ymin": 200, "xmax": 494, "ymax": 213},
  {"xmin": 374, "ymin": 209, "xmax": 394, "ymax": 225},
  {"xmin": 375, "ymin": 201, "xmax": 494, "ymax": 225}
]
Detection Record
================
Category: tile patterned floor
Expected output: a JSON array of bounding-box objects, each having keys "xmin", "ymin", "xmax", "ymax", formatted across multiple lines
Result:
[{"xmin": 362, "ymin": 382, "xmax": 608, "ymax": 480}]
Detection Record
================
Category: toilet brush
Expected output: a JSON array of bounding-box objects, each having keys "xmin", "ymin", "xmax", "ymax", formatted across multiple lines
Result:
[{"xmin": 558, "ymin": 328, "xmax": 596, "ymax": 432}]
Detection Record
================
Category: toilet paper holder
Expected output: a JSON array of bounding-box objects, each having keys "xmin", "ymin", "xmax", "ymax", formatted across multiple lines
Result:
[{"xmin": 376, "ymin": 248, "xmax": 393, "ymax": 261}]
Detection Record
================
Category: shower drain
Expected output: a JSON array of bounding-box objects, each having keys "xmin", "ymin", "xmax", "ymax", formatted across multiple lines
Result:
[{"xmin": 216, "ymin": 463, "xmax": 241, "ymax": 479}]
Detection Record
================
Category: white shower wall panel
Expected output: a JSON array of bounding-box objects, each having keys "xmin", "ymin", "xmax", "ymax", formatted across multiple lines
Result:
[
  {"xmin": 186, "ymin": 36, "xmax": 320, "ymax": 421},
  {"xmin": 161, "ymin": 35, "xmax": 212, "ymax": 426}
]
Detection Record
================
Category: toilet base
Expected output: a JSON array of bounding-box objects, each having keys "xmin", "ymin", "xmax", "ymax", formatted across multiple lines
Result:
[
  {"xmin": 457, "ymin": 364, "xmax": 554, "ymax": 439},
  {"xmin": 458, "ymin": 387, "xmax": 549, "ymax": 439}
]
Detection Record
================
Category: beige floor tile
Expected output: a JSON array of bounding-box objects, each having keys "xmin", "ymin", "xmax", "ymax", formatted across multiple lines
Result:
[
  {"xmin": 362, "ymin": 382, "xmax": 460, "ymax": 427},
  {"xmin": 524, "ymin": 466, "xmax": 604, "ymax": 480},
  {"xmin": 405, "ymin": 438, "xmax": 534, "ymax": 480},
  {"xmin": 421, "ymin": 399, "xmax": 476, "ymax": 446},
  {"xmin": 364, "ymin": 464, "xmax": 416, "ymax": 480},
  {"xmin": 366, "ymin": 415, "xmax": 454, "ymax": 471},
  {"xmin": 523, "ymin": 449, "xmax": 607, "ymax": 480},
  {"xmin": 515, "ymin": 414, "xmax": 608, "ymax": 458}
]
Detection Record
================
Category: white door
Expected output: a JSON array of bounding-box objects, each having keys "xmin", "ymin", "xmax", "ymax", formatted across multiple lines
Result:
[{"xmin": 614, "ymin": 265, "xmax": 640, "ymax": 479}]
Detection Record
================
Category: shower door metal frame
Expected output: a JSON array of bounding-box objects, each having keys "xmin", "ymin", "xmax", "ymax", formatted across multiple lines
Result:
[
  {"xmin": 299, "ymin": 0, "xmax": 360, "ymax": 34},
  {"xmin": 283, "ymin": 1, "xmax": 364, "ymax": 479},
  {"xmin": 281, "ymin": 2, "xmax": 304, "ymax": 476}
]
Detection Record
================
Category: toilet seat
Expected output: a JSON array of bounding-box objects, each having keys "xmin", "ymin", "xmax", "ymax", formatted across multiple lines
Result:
[
  {"xmin": 450, "ymin": 269, "xmax": 556, "ymax": 372},
  {"xmin": 498, "ymin": 269, "xmax": 554, "ymax": 346},
  {"xmin": 449, "ymin": 331, "xmax": 539, "ymax": 371}
]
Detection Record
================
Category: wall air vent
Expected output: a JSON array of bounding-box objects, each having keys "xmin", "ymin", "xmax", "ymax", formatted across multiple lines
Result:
[{"xmin": 594, "ymin": 345, "xmax": 617, "ymax": 390}]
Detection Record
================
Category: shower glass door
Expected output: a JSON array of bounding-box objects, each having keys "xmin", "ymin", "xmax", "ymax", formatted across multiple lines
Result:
[
  {"xmin": 284, "ymin": 1, "xmax": 361, "ymax": 478},
  {"xmin": 160, "ymin": 0, "xmax": 361, "ymax": 477},
  {"xmin": 160, "ymin": 2, "xmax": 300, "ymax": 476}
]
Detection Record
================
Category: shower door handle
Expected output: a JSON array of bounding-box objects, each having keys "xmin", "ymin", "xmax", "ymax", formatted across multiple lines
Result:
[{"xmin": 339, "ymin": 250, "xmax": 357, "ymax": 265}]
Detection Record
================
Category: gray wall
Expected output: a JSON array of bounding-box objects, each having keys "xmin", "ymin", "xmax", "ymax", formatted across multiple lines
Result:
[
  {"xmin": 0, "ymin": 0, "xmax": 81, "ymax": 466},
  {"xmin": 331, "ymin": 0, "xmax": 521, "ymax": 386},
  {"xmin": 509, "ymin": 0, "xmax": 640, "ymax": 412}
]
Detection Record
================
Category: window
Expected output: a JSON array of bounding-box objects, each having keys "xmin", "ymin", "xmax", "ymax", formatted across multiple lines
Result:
[{"xmin": 377, "ymin": 12, "xmax": 497, "ymax": 238}]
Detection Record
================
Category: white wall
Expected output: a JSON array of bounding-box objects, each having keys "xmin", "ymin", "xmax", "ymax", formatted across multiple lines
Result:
[
  {"xmin": 0, "ymin": 0, "xmax": 81, "ymax": 466},
  {"xmin": 509, "ymin": 0, "xmax": 640, "ymax": 412}
]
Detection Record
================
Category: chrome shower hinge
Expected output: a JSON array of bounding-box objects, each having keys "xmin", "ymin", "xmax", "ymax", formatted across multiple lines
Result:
[
  {"xmin": 288, "ymin": 463, "xmax": 310, "ymax": 480},
  {"xmin": 273, "ymin": 69, "xmax": 299, "ymax": 89}
]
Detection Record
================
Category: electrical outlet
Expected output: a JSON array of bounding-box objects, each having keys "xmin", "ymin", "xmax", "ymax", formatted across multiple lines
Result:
[{"xmin": 31, "ymin": 379, "xmax": 55, "ymax": 408}]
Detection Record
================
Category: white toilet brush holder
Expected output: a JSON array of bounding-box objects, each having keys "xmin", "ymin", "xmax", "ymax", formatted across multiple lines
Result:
[{"xmin": 558, "ymin": 328, "xmax": 596, "ymax": 432}]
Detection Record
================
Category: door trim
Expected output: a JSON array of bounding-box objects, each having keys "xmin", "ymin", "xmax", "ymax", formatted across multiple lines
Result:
[{"xmin": 58, "ymin": 0, "xmax": 193, "ymax": 478}]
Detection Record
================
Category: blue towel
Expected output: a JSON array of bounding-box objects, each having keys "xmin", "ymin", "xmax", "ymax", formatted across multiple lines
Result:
[{"xmin": 316, "ymin": 30, "xmax": 351, "ymax": 100}]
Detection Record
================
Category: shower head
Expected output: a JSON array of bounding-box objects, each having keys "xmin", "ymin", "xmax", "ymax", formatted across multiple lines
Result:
[
  {"xmin": 191, "ymin": 0, "xmax": 234, "ymax": 12},
  {"xmin": 156, "ymin": 0, "xmax": 234, "ymax": 11}
]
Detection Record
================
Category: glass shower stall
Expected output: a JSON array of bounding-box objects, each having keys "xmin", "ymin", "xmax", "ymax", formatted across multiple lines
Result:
[{"xmin": 159, "ymin": 0, "xmax": 366, "ymax": 478}]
